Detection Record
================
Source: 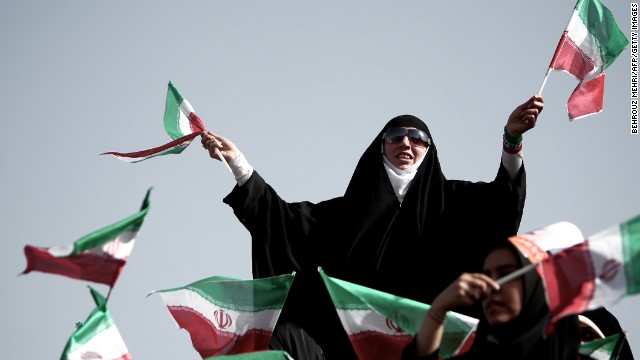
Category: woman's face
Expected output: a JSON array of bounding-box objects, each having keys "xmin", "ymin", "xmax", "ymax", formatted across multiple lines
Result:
[
  {"xmin": 481, "ymin": 247, "xmax": 524, "ymax": 326},
  {"xmin": 382, "ymin": 127, "xmax": 429, "ymax": 170}
]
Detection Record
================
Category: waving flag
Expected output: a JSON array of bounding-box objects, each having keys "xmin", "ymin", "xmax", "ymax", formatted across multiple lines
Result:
[
  {"xmin": 22, "ymin": 188, "xmax": 151, "ymax": 287},
  {"xmin": 102, "ymin": 82, "xmax": 206, "ymax": 163},
  {"xmin": 546, "ymin": 0, "xmax": 628, "ymax": 120},
  {"xmin": 318, "ymin": 268, "xmax": 477, "ymax": 360},
  {"xmin": 509, "ymin": 221, "xmax": 585, "ymax": 264},
  {"xmin": 150, "ymin": 273, "xmax": 295, "ymax": 358},
  {"xmin": 61, "ymin": 286, "xmax": 131, "ymax": 360},
  {"xmin": 579, "ymin": 333, "xmax": 627, "ymax": 360},
  {"xmin": 527, "ymin": 214, "xmax": 640, "ymax": 333}
]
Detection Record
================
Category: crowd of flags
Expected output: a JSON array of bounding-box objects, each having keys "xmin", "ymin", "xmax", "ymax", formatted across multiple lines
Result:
[{"xmin": 19, "ymin": 0, "xmax": 634, "ymax": 358}]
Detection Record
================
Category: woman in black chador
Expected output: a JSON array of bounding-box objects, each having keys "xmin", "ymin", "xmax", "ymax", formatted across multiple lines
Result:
[{"xmin": 202, "ymin": 95, "xmax": 543, "ymax": 359}]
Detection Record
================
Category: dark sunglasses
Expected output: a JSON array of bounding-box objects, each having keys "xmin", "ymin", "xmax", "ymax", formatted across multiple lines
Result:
[{"xmin": 382, "ymin": 127, "xmax": 431, "ymax": 148}]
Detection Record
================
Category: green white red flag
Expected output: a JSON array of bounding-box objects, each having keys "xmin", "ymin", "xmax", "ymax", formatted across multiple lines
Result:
[
  {"xmin": 579, "ymin": 333, "xmax": 627, "ymax": 360},
  {"xmin": 22, "ymin": 188, "xmax": 151, "ymax": 287},
  {"xmin": 150, "ymin": 273, "xmax": 295, "ymax": 358},
  {"xmin": 529, "ymin": 214, "xmax": 640, "ymax": 333},
  {"xmin": 509, "ymin": 221, "xmax": 585, "ymax": 264},
  {"xmin": 61, "ymin": 286, "xmax": 131, "ymax": 360},
  {"xmin": 318, "ymin": 268, "xmax": 477, "ymax": 360},
  {"xmin": 547, "ymin": 0, "xmax": 627, "ymax": 120},
  {"xmin": 102, "ymin": 82, "xmax": 206, "ymax": 163}
]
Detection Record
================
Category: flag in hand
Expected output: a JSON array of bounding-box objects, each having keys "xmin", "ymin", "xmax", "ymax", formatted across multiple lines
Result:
[
  {"xmin": 319, "ymin": 267, "xmax": 477, "ymax": 360},
  {"xmin": 102, "ymin": 82, "xmax": 206, "ymax": 163},
  {"xmin": 22, "ymin": 188, "xmax": 151, "ymax": 287},
  {"xmin": 547, "ymin": 0, "xmax": 628, "ymax": 120},
  {"xmin": 521, "ymin": 214, "xmax": 640, "ymax": 334},
  {"xmin": 150, "ymin": 273, "xmax": 295, "ymax": 359},
  {"xmin": 61, "ymin": 286, "xmax": 131, "ymax": 360}
]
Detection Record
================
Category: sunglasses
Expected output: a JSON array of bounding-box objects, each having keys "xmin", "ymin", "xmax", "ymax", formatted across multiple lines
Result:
[{"xmin": 382, "ymin": 127, "xmax": 431, "ymax": 148}]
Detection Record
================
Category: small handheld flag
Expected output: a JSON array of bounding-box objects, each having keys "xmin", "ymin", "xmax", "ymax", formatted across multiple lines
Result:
[
  {"xmin": 538, "ymin": 0, "xmax": 628, "ymax": 120},
  {"xmin": 102, "ymin": 82, "xmax": 231, "ymax": 171}
]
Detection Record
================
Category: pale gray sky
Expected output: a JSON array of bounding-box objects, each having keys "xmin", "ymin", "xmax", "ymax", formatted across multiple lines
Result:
[{"xmin": 2, "ymin": 1, "xmax": 638, "ymax": 358}]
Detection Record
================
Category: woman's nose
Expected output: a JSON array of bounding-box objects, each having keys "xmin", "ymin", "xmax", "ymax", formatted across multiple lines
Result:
[{"xmin": 400, "ymin": 135, "xmax": 411, "ymax": 145}]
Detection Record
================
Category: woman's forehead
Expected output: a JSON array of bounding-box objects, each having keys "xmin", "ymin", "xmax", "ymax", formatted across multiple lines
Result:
[{"xmin": 483, "ymin": 247, "xmax": 520, "ymax": 270}]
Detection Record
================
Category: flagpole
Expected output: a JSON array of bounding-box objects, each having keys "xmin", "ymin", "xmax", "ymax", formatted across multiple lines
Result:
[
  {"xmin": 215, "ymin": 147, "xmax": 232, "ymax": 173},
  {"xmin": 496, "ymin": 262, "xmax": 539, "ymax": 286},
  {"xmin": 536, "ymin": 0, "xmax": 578, "ymax": 96},
  {"xmin": 537, "ymin": 68, "xmax": 551, "ymax": 96},
  {"xmin": 106, "ymin": 286, "xmax": 113, "ymax": 303}
]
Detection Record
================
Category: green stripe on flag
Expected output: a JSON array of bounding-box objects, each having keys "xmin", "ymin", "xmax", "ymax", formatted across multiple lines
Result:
[
  {"xmin": 164, "ymin": 81, "xmax": 186, "ymax": 140},
  {"xmin": 621, "ymin": 214, "xmax": 640, "ymax": 294},
  {"xmin": 155, "ymin": 273, "xmax": 295, "ymax": 311},
  {"xmin": 579, "ymin": 333, "xmax": 625, "ymax": 360},
  {"xmin": 72, "ymin": 188, "xmax": 151, "ymax": 255},
  {"xmin": 319, "ymin": 268, "xmax": 477, "ymax": 359},
  {"xmin": 62, "ymin": 287, "xmax": 116, "ymax": 356},
  {"xmin": 576, "ymin": 0, "xmax": 628, "ymax": 68},
  {"xmin": 206, "ymin": 350, "xmax": 293, "ymax": 360}
]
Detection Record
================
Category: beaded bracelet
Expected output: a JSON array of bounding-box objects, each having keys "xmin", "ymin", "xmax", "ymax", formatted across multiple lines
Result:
[
  {"xmin": 503, "ymin": 126, "xmax": 523, "ymax": 154},
  {"xmin": 427, "ymin": 308, "xmax": 445, "ymax": 325}
]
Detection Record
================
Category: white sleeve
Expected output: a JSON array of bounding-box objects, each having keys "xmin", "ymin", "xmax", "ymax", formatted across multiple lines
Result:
[
  {"xmin": 229, "ymin": 152, "xmax": 254, "ymax": 186},
  {"xmin": 501, "ymin": 149, "xmax": 523, "ymax": 182}
]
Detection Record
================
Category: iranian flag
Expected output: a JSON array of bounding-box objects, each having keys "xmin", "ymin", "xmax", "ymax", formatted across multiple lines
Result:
[
  {"xmin": 102, "ymin": 81, "xmax": 206, "ymax": 163},
  {"xmin": 22, "ymin": 188, "xmax": 151, "ymax": 287},
  {"xmin": 547, "ymin": 0, "xmax": 627, "ymax": 120},
  {"xmin": 579, "ymin": 333, "xmax": 627, "ymax": 360},
  {"xmin": 61, "ymin": 286, "xmax": 131, "ymax": 360},
  {"xmin": 535, "ymin": 214, "xmax": 640, "ymax": 331},
  {"xmin": 150, "ymin": 273, "xmax": 295, "ymax": 358},
  {"xmin": 318, "ymin": 268, "xmax": 477, "ymax": 360},
  {"xmin": 508, "ymin": 221, "xmax": 585, "ymax": 264}
]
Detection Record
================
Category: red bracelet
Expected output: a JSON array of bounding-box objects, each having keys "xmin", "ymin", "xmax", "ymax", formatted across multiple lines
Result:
[{"xmin": 427, "ymin": 308, "xmax": 445, "ymax": 325}]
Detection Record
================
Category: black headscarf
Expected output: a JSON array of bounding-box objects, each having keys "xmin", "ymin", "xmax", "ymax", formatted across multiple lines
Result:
[{"xmin": 459, "ymin": 241, "xmax": 582, "ymax": 360}]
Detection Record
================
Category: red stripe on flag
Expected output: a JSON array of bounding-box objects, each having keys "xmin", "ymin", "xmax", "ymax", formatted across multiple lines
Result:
[
  {"xmin": 167, "ymin": 306, "xmax": 273, "ymax": 358},
  {"xmin": 188, "ymin": 112, "xmax": 206, "ymax": 133},
  {"xmin": 347, "ymin": 331, "xmax": 413, "ymax": 360},
  {"xmin": 549, "ymin": 31, "xmax": 595, "ymax": 80},
  {"xmin": 101, "ymin": 132, "xmax": 201, "ymax": 159},
  {"xmin": 22, "ymin": 245, "xmax": 125, "ymax": 287},
  {"xmin": 567, "ymin": 73, "xmax": 605, "ymax": 120},
  {"xmin": 538, "ymin": 241, "xmax": 597, "ymax": 334}
]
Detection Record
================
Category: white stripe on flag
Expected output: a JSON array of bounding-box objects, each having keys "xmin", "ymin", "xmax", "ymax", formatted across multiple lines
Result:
[
  {"xmin": 588, "ymin": 225, "xmax": 627, "ymax": 308},
  {"xmin": 159, "ymin": 289, "xmax": 280, "ymax": 333}
]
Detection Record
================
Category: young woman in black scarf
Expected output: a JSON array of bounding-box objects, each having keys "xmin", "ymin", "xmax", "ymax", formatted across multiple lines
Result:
[
  {"xmin": 201, "ymin": 95, "xmax": 543, "ymax": 360},
  {"xmin": 402, "ymin": 241, "xmax": 587, "ymax": 360}
]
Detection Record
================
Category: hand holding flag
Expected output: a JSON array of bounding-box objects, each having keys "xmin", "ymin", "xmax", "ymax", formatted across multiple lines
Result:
[
  {"xmin": 319, "ymin": 267, "xmax": 478, "ymax": 360},
  {"xmin": 506, "ymin": 215, "xmax": 640, "ymax": 335},
  {"xmin": 538, "ymin": 0, "xmax": 628, "ymax": 120}
]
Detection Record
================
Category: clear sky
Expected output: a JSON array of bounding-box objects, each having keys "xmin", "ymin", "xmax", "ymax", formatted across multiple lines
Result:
[{"xmin": 2, "ymin": 1, "xmax": 638, "ymax": 358}]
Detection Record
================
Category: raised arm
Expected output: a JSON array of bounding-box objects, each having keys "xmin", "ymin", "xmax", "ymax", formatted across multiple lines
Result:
[{"xmin": 414, "ymin": 273, "xmax": 499, "ymax": 357}]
